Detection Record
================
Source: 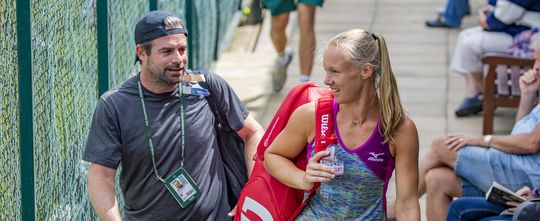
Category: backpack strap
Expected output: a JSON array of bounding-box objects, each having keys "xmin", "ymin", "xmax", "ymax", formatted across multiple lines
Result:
[
  {"xmin": 192, "ymin": 70, "xmax": 248, "ymax": 208},
  {"xmin": 314, "ymin": 96, "xmax": 335, "ymax": 152},
  {"xmin": 190, "ymin": 70, "xmax": 227, "ymax": 129},
  {"xmin": 289, "ymin": 96, "xmax": 334, "ymax": 220},
  {"xmin": 310, "ymin": 96, "xmax": 334, "ymax": 191}
]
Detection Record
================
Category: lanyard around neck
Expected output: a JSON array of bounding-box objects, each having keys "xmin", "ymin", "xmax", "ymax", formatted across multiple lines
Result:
[{"xmin": 137, "ymin": 79, "xmax": 185, "ymax": 183}]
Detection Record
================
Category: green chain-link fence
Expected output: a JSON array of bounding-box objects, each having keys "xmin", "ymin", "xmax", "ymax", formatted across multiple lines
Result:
[
  {"xmin": 31, "ymin": 0, "xmax": 98, "ymax": 219},
  {"xmin": 0, "ymin": 0, "xmax": 21, "ymax": 220},
  {"xmin": 2, "ymin": 0, "xmax": 241, "ymax": 219}
]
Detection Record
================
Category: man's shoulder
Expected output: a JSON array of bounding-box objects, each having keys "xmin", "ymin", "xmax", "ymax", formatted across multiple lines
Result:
[{"xmin": 100, "ymin": 74, "xmax": 138, "ymax": 101}]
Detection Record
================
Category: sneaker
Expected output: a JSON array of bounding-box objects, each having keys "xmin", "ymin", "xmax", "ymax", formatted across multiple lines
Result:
[
  {"xmin": 425, "ymin": 16, "xmax": 459, "ymax": 28},
  {"xmin": 455, "ymin": 94, "xmax": 483, "ymax": 117},
  {"xmin": 272, "ymin": 48, "xmax": 293, "ymax": 92},
  {"xmin": 299, "ymin": 74, "xmax": 310, "ymax": 83}
]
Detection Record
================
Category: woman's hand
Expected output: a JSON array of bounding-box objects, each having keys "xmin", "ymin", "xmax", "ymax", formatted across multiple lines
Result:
[
  {"xmin": 505, "ymin": 186, "xmax": 532, "ymax": 212},
  {"xmin": 444, "ymin": 134, "xmax": 482, "ymax": 151},
  {"xmin": 477, "ymin": 7, "xmax": 490, "ymax": 29},
  {"xmin": 519, "ymin": 69, "xmax": 540, "ymax": 97},
  {"xmin": 301, "ymin": 151, "xmax": 335, "ymax": 190}
]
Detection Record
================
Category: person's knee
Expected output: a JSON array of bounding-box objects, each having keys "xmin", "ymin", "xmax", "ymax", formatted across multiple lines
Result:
[
  {"xmin": 425, "ymin": 168, "xmax": 461, "ymax": 196},
  {"xmin": 425, "ymin": 169, "xmax": 447, "ymax": 190},
  {"xmin": 271, "ymin": 14, "xmax": 289, "ymax": 31},
  {"xmin": 427, "ymin": 136, "xmax": 448, "ymax": 159},
  {"xmin": 296, "ymin": 5, "xmax": 315, "ymax": 30}
]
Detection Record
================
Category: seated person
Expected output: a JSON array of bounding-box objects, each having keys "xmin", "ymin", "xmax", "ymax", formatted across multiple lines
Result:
[
  {"xmin": 446, "ymin": 186, "xmax": 539, "ymax": 221},
  {"xmin": 449, "ymin": 0, "xmax": 540, "ymax": 117},
  {"xmin": 416, "ymin": 34, "xmax": 540, "ymax": 221}
]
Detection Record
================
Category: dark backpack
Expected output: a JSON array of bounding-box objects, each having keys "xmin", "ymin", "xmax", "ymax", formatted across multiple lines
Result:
[{"xmin": 195, "ymin": 70, "xmax": 248, "ymax": 209}]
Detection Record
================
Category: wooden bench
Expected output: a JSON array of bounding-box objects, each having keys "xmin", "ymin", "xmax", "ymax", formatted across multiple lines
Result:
[{"xmin": 482, "ymin": 55, "xmax": 535, "ymax": 135}]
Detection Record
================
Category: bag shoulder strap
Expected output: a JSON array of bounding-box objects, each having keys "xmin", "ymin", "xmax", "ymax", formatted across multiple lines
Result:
[
  {"xmin": 289, "ymin": 95, "xmax": 334, "ymax": 221},
  {"xmin": 310, "ymin": 96, "xmax": 334, "ymax": 191},
  {"xmin": 192, "ymin": 70, "xmax": 232, "ymax": 132},
  {"xmin": 314, "ymin": 96, "xmax": 335, "ymax": 152}
]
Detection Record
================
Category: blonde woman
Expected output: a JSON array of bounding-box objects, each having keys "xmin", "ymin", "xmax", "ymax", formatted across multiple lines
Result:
[{"xmin": 265, "ymin": 29, "xmax": 420, "ymax": 220}]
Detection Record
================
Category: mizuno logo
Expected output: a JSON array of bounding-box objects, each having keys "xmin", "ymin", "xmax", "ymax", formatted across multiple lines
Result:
[{"xmin": 368, "ymin": 152, "xmax": 384, "ymax": 162}]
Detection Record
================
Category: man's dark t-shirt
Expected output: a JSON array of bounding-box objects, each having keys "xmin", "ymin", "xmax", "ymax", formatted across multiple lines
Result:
[{"xmin": 83, "ymin": 72, "xmax": 249, "ymax": 220}]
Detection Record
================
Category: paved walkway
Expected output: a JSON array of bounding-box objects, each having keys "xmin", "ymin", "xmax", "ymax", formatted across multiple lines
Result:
[{"xmin": 214, "ymin": 0, "xmax": 516, "ymax": 219}]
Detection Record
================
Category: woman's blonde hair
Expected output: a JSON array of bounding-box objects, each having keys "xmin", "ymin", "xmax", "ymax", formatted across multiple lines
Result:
[{"xmin": 328, "ymin": 29, "xmax": 405, "ymax": 144}]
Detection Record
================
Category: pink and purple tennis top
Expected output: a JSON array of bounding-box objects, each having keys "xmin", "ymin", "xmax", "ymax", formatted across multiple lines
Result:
[{"xmin": 296, "ymin": 101, "xmax": 395, "ymax": 220}]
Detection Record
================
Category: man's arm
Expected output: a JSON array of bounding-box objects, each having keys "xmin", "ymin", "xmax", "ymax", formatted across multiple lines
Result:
[
  {"xmin": 236, "ymin": 114, "xmax": 264, "ymax": 177},
  {"xmin": 88, "ymin": 163, "xmax": 121, "ymax": 221}
]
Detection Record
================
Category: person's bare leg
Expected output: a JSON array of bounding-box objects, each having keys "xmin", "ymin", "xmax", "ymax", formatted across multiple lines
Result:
[
  {"xmin": 270, "ymin": 13, "xmax": 290, "ymax": 53},
  {"xmin": 464, "ymin": 72, "xmax": 483, "ymax": 97},
  {"xmin": 472, "ymin": 72, "xmax": 483, "ymax": 95},
  {"xmin": 418, "ymin": 136, "xmax": 459, "ymax": 197},
  {"xmin": 425, "ymin": 167, "xmax": 462, "ymax": 221},
  {"xmin": 297, "ymin": 4, "xmax": 316, "ymax": 78}
]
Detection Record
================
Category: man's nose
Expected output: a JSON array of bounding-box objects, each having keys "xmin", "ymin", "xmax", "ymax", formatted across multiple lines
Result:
[{"xmin": 172, "ymin": 51, "xmax": 183, "ymax": 64}]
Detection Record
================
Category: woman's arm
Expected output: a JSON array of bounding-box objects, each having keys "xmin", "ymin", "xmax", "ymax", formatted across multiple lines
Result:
[
  {"xmin": 264, "ymin": 102, "xmax": 334, "ymax": 190},
  {"xmin": 444, "ymin": 124, "xmax": 540, "ymax": 154},
  {"xmin": 392, "ymin": 117, "xmax": 420, "ymax": 221}
]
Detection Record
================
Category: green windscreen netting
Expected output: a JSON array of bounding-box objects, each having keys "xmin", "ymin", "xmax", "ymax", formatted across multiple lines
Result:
[
  {"xmin": 158, "ymin": 0, "xmax": 186, "ymax": 20},
  {"xmin": 31, "ymin": 0, "xmax": 98, "ymax": 219},
  {"xmin": 190, "ymin": 0, "xmax": 218, "ymax": 70},
  {"xmin": 217, "ymin": 0, "xmax": 241, "ymax": 54},
  {"xmin": 1, "ymin": 0, "xmax": 241, "ymax": 219},
  {"xmin": 108, "ymin": 1, "xmax": 147, "ymax": 88},
  {"xmin": 0, "ymin": 0, "xmax": 21, "ymax": 220}
]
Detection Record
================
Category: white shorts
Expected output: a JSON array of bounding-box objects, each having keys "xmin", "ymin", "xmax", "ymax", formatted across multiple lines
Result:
[{"xmin": 450, "ymin": 27, "xmax": 513, "ymax": 75}]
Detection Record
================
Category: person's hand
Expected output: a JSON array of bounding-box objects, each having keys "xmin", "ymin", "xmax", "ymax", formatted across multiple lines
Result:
[
  {"xmin": 505, "ymin": 186, "xmax": 532, "ymax": 212},
  {"xmin": 519, "ymin": 69, "xmax": 540, "ymax": 96},
  {"xmin": 228, "ymin": 205, "xmax": 237, "ymax": 217},
  {"xmin": 516, "ymin": 186, "xmax": 533, "ymax": 198},
  {"xmin": 302, "ymin": 151, "xmax": 335, "ymax": 190},
  {"xmin": 478, "ymin": 7, "xmax": 489, "ymax": 29},
  {"xmin": 506, "ymin": 202, "xmax": 519, "ymax": 213},
  {"xmin": 444, "ymin": 134, "xmax": 480, "ymax": 151}
]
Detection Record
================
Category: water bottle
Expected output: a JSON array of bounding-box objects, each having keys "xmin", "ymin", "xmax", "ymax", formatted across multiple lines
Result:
[{"xmin": 318, "ymin": 134, "xmax": 343, "ymax": 199}]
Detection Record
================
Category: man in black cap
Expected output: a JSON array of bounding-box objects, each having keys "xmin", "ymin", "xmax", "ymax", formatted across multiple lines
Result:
[{"xmin": 83, "ymin": 10, "xmax": 263, "ymax": 220}]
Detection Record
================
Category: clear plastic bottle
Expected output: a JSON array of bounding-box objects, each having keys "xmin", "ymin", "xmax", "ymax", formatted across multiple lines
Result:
[{"xmin": 318, "ymin": 134, "xmax": 343, "ymax": 199}]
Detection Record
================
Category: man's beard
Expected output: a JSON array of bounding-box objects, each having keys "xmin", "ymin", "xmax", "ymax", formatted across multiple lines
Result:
[{"xmin": 147, "ymin": 58, "xmax": 182, "ymax": 87}]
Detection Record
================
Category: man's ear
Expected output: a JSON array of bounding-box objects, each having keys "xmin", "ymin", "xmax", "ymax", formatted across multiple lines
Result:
[
  {"xmin": 362, "ymin": 63, "xmax": 374, "ymax": 80},
  {"xmin": 136, "ymin": 44, "xmax": 146, "ymax": 63}
]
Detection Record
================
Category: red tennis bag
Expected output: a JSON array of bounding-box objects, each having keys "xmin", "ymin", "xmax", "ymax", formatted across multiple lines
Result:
[{"xmin": 234, "ymin": 82, "xmax": 334, "ymax": 221}]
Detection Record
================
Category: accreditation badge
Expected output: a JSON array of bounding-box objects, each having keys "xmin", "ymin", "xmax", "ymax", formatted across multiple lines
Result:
[{"xmin": 164, "ymin": 168, "xmax": 202, "ymax": 208}]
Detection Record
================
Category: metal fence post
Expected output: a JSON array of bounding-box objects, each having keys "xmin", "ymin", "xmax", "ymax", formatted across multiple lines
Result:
[
  {"xmin": 149, "ymin": 0, "xmax": 157, "ymax": 11},
  {"xmin": 16, "ymin": 0, "xmax": 35, "ymax": 220},
  {"xmin": 213, "ymin": 0, "xmax": 218, "ymax": 61},
  {"xmin": 185, "ymin": 0, "xmax": 193, "ymax": 69},
  {"xmin": 97, "ymin": 0, "xmax": 109, "ymax": 96}
]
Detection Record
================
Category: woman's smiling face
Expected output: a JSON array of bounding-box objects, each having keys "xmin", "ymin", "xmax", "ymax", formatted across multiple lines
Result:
[{"xmin": 323, "ymin": 45, "xmax": 371, "ymax": 104}]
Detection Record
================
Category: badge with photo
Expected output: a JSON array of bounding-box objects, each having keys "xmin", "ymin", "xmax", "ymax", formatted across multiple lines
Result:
[{"xmin": 164, "ymin": 168, "xmax": 201, "ymax": 208}]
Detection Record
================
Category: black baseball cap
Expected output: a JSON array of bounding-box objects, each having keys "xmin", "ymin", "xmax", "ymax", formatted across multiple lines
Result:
[{"xmin": 134, "ymin": 10, "xmax": 188, "ymax": 63}]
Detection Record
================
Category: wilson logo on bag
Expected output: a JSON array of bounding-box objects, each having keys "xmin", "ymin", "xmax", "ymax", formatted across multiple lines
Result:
[{"xmin": 234, "ymin": 82, "xmax": 334, "ymax": 221}]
